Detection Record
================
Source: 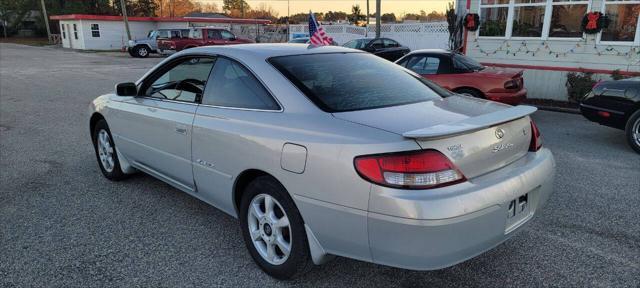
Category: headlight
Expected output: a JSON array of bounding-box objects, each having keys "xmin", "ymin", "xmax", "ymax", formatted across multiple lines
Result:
[{"xmin": 127, "ymin": 40, "xmax": 135, "ymax": 46}]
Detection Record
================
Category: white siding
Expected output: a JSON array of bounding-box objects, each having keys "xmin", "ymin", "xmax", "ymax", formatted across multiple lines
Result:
[
  {"xmin": 59, "ymin": 20, "xmax": 85, "ymax": 49},
  {"xmin": 79, "ymin": 20, "xmax": 155, "ymax": 50},
  {"xmin": 466, "ymin": 0, "xmax": 640, "ymax": 100}
]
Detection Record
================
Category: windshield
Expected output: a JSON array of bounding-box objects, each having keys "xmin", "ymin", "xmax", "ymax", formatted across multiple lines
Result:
[
  {"xmin": 453, "ymin": 54, "xmax": 484, "ymax": 71},
  {"xmin": 269, "ymin": 53, "xmax": 442, "ymax": 112},
  {"xmin": 343, "ymin": 39, "xmax": 370, "ymax": 49}
]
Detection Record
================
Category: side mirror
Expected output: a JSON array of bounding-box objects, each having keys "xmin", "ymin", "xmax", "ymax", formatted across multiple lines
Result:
[{"xmin": 116, "ymin": 82, "xmax": 137, "ymax": 96}]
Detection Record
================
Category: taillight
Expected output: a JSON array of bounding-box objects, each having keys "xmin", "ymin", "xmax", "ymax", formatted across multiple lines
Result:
[
  {"xmin": 529, "ymin": 120, "xmax": 542, "ymax": 152},
  {"xmin": 354, "ymin": 150, "xmax": 466, "ymax": 189},
  {"xmin": 504, "ymin": 79, "xmax": 519, "ymax": 89}
]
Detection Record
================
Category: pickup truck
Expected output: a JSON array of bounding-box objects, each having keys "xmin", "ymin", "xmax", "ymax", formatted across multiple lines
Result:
[
  {"xmin": 127, "ymin": 29, "xmax": 188, "ymax": 58},
  {"xmin": 157, "ymin": 28, "xmax": 253, "ymax": 54}
]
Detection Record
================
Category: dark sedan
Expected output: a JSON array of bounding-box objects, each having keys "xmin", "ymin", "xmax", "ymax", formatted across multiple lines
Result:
[
  {"xmin": 343, "ymin": 38, "xmax": 410, "ymax": 61},
  {"xmin": 580, "ymin": 77, "xmax": 640, "ymax": 153}
]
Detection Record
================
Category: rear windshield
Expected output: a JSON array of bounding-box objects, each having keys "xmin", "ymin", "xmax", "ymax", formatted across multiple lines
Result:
[{"xmin": 269, "ymin": 53, "xmax": 442, "ymax": 112}]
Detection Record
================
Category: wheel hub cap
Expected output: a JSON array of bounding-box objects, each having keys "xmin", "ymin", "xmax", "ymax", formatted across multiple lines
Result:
[
  {"xmin": 247, "ymin": 194, "xmax": 292, "ymax": 265},
  {"xmin": 97, "ymin": 129, "xmax": 114, "ymax": 173}
]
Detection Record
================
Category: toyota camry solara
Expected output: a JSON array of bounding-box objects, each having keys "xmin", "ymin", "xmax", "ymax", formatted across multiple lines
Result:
[{"xmin": 89, "ymin": 44, "xmax": 555, "ymax": 279}]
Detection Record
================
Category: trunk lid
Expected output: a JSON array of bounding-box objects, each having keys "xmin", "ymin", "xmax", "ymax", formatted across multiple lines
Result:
[{"xmin": 333, "ymin": 96, "xmax": 535, "ymax": 178}]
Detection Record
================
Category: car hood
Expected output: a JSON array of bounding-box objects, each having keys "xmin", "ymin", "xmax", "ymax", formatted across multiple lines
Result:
[{"xmin": 332, "ymin": 95, "xmax": 511, "ymax": 135}]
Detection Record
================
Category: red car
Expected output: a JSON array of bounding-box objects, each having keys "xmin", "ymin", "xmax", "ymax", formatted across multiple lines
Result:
[
  {"xmin": 396, "ymin": 50, "xmax": 527, "ymax": 105},
  {"xmin": 157, "ymin": 28, "xmax": 254, "ymax": 54}
]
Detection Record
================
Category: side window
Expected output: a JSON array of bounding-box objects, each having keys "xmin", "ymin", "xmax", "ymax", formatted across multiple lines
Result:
[
  {"xmin": 145, "ymin": 57, "xmax": 216, "ymax": 103},
  {"xmin": 383, "ymin": 39, "xmax": 398, "ymax": 48},
  {"xmin": 221, "ymin": 30, "xmax": 235, "ymax": 40},
  {"xmin": 190, "ymin": 29, "xmax": 202, "ymax": 39},
  {"xmin": 405, "ymin": 55, "xmax": 440, "ymax": 75},
  {"xmin": 207, "ymin": 30, "xmax": 221, "ymax": 40},
  {"xmin": 180, "ymin": 29, "xmax": 190, "ymax": 38},
  {"xmin": 370, "ymin": 39, "xmax": 384, "ymax": 49},
  {"xmin": 91, "ymin": 24, "xmax": 100, "ymax": 37},
  {"xmin": 170, "ymin": 30, "xmax": 180, "ymax": 38},
  {"xmin": 203, "ymin": 58, "xmax": 279, "ymax": 110}
]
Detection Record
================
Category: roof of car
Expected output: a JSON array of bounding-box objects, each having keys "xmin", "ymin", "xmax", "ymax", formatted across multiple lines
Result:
[
  {"xmin": 408, "ymin": 49, "xmax": 453, "ymax": 55},
  {"xmin": 186, "ymin": 43, "xmax": 361, "ymax": 59}
]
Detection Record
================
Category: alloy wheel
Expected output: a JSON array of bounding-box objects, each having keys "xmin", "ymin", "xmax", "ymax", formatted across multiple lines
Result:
[
  {"xmin": 97, "ymin": 129, "xmax": 115, "ymax": 173},
  {"xmin": 633, "ymin": 118, "xmax": 640, "ymax": 147},
  {"xmin": 138, "ymin": 47, "xmax": 148, "ymax": 57},
  {"xmin": 247, "ymin": 194, "xmax": 292, "ymax": 265}
]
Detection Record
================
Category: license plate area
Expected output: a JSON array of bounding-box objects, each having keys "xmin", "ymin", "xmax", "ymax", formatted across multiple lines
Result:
[{"xmin": 505, "ymin": 193, "xmax": 532, "ymax": 233}]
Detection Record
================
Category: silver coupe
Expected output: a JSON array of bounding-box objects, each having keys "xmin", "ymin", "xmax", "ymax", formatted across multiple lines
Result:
[{"xmin": 89, "ymin": 44, "xmax": 555, "ymax": 279}]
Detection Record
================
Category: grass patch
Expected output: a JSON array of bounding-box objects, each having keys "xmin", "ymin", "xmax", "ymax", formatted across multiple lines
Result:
[{"xmin": 0, "ymin": 37, "xmax": 51, "ymax": 46}]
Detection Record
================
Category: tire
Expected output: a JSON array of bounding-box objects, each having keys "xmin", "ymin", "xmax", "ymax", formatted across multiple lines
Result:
[
  {"xmin": 625, "ymin": 109, "xmax": 640, "ymax": 154},
  {"xmin": 127, "ymin": 47, "xmax": 137, "ymax": 57},
  {"xmin": 456, "ymin": 88, "xmax": 484, "ymax": 98},
  {"xmin": 92, "ymin": 119, "xmax": 127, "ymax": 180},
  {"xmin": 239, "ymin": 176, "xmax": 313, "ymax": 280},
  {"xmin": 134, "ymin": 45, "xmax": 149, "ymax": 58}
]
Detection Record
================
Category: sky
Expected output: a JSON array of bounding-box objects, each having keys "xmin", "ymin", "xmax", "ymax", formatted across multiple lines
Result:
[{"xmin": 195, "ymin": 0, "xmax": 452, "ymax": 18}]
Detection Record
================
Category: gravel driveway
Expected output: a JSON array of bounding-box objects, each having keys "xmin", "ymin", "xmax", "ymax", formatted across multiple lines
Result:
[{"xmin": 1, "ymin": 43, "xmax": 638, "ymax": 287}]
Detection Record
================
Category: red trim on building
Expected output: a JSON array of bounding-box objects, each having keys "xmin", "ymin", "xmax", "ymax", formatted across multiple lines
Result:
[
  {"xmin": 481, "ymin": 62, "xmax": 640, "ymax": 76},
  {"xmin": 49, "ymin": 14, "xmax": 271, "ymax": 24}
]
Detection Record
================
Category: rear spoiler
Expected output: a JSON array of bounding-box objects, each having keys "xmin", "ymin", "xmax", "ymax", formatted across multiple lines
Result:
[{"xmin": 402, "ymin": 105, "xmax": 537, "ymax": 140}]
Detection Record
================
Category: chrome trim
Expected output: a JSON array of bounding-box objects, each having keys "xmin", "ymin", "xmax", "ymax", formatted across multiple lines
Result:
[{"xmin": 197, "ymin": 103, "xmax": 284, "ymax": 113}]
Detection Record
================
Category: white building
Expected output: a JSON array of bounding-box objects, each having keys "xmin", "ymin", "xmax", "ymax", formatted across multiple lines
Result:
[
  {"xmin": 461, "ymin": 0, "xmax": 640, "ymax": 101},
  {"xmin": 50, "ymin": 14, "xmax": 271, "ymax": 50}
]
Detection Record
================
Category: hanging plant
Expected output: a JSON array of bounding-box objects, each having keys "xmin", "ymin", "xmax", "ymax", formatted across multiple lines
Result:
[
  {"xmin": 464, "ymin": 13, "xmax": 480, "ymax": 32},
  {"xmin": 581, "ymin": 12, "xmax": 609, "ymax": 34}
]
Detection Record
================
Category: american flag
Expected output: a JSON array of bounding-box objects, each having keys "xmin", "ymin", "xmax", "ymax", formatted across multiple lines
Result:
[{"xmin": 308, "ymin": 12, "xmax": 333, "ymax": 46}]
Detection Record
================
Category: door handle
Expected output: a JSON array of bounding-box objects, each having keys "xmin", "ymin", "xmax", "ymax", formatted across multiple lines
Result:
[{"xmin": 175, "ymin": 125, "xmax": 187, "ymax": 135}]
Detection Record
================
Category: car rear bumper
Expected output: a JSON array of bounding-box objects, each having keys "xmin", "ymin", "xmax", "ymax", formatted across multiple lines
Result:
[
  {"xmin": 367, "ymin": 148, "xmax": 555, "ymax": 270},
  {"xmin": 579, "ymin": 103, "xmax": 627, "ymax": 130},
  {"xmin": 486, "ymin": 88, "xmax": 527, "ymax": 105}
]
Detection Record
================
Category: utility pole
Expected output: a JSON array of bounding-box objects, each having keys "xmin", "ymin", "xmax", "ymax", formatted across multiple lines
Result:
[
  {"xmin": 375, "ymin": 0, "xmax": 381, "ymax": 38},
  {"xmin": 366, "ymin": 0, "xmax": 370, "ymax": 37},
  {"xmin": 119, "ymin": 0, "xmax": 132, "ymax": 41},
  {"xmin": 241, "ymin": 0, "xmax": 245, "ymax": 18},
  {"xmin": 286, "ymin": 0, "xmax": 290, "ymax": 41},
  {"xmin": 39, "ymin": 0, "xmax": 52, "ymax": 43}
]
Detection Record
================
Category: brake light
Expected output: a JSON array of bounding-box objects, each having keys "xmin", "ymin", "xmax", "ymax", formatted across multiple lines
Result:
[
  {"xmin": 529, "ymin": 120, "xmax": 542, "ymax": 152},
  {"xmin": 504, "ymin": 79, "xmax": 519, "ymax": 89},
  {"xmin": 354, "ymin": 150, "xmax": 466, "ymax": 189}
]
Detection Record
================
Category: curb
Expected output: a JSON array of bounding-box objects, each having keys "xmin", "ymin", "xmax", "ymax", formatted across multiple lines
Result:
[{"xmin": 531, "ymin": 105, "xmax": 581, "ymax": 114}]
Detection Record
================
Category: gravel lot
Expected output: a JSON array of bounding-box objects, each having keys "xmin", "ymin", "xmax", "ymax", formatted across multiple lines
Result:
[{"xmin": 1, "ymin": 43, "xmax": 639, "ymax": 287}]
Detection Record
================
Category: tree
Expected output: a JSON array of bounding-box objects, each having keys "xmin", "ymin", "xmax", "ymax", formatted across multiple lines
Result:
[
  {"xmin": 223, "ymin": 0, "xmax": 249, "ymax": 17},
  {"xmin": 246, "ymin": 3, "xmax": 277, "ymax": 22},
  {"xmin": 381, "ymin": 13, "xmax": 396, "ymax": 23},
  {"xmin": 132, "ymin": 0, "xmax": 157, "ymax": 17},
  {"xmin": 324, "ymin": 10, "xmax": 348, "ymax": 22},
  {"xmin": 350, "ymin": 4, "xmax": 363, "ymax": 25},
  {"xmin": 0, "ymin": 0, "xmax": 35, "ymax": 37}
]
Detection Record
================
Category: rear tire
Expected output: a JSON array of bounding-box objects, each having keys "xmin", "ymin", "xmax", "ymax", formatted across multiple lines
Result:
[
  {"xmin": 456, "ymin": 88, "xmax": 484, "ymax": 99},
  {"xmin": 92, "ymin": 119, "xmax": 127, "ymax": 180},
  {"xmin": 239, "ymin": 176, "xmax": 313, "ymax": 280},
  {"xmin": 625, "ymin": 110, "xmax": 640, "ymax": 154}
]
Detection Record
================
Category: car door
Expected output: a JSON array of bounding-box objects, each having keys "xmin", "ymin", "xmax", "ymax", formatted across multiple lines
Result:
[
  {"xmin": 382, "ymin": 39, "xmax": 405, "ymax": 61},
  {"xmin": 205, "ymin": 29, "xmax": 223, "ymax": 46},
  {"xmin": 191, "ymin": 57, "xmax": 281, "ymax": 214},
  {"xmin": 109, "ymin": 56, "xmax": 216, "ymax": 192},
  {"xmin": 369, "ymin": 39, "xmax": 389, "ymax": 59},
  {"xmin": 400, "ymin": 54, "xmax": 454, "ymax": 90},
  {"xmin": 220, "ymin": 30, "xmax": 238, "ymax": 44}
]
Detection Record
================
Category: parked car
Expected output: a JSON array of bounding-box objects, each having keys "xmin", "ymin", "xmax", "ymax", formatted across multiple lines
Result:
[
  {"xmin": 126, "ymin": 29, "xmax": 187, "ymax": 58},
  {"xmin": 396, "ymin": 50, "xmax": 527, "ymax": 105},
  {"xmin": 287, "ymin": 36, "xmax": 339, "ymax": 46},
  {"xmin": 580, "ymin": 77, "xmax": 640, "ymax": 153},
  {"xmin": 157, "ymin": 28, "xmax": 253, "ymax": 54},
  {"xmin": 89, "ymin": 44, "xmax": 554, "ymax": 280},
  {"xmin": 342, "ymin": 38, "xmax": 410, "ymax": 61}
]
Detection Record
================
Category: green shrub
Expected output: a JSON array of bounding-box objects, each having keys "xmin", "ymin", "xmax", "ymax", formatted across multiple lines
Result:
[
  {"xmin": 611, "ymin": 69, "xmax": 626, "ymax": 81},
  {"xmin": 566, "ymin": 72, "xmax": 596, "ymax": 102}
]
